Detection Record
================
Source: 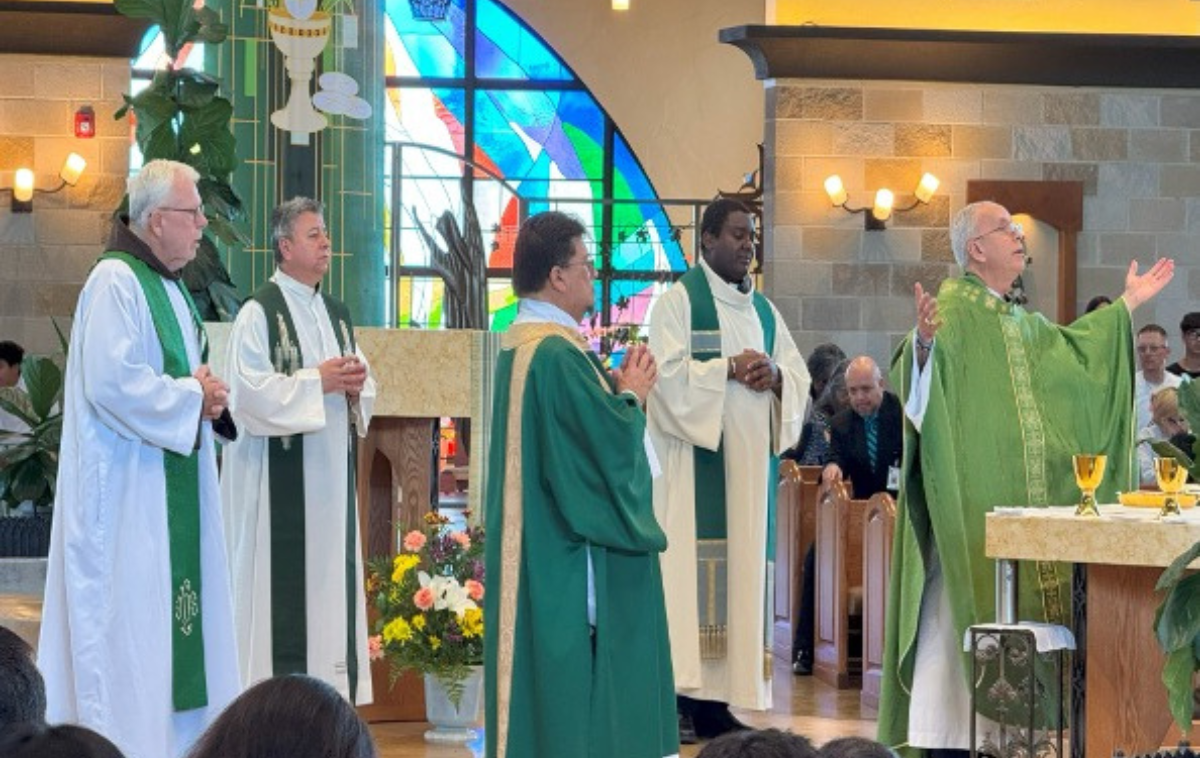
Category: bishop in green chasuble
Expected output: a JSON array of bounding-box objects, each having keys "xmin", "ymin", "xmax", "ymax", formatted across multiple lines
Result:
[
  {"xmin": 878, "ymin": 201, "xmax": 1175, "ymax": 756},
  {"xmin": 484, "ymin": 211, "xmax": 677, "ymax": 758}
]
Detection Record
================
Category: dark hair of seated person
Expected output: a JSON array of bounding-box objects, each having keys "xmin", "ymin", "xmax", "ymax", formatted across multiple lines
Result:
[
  {"xmin": 697, "ymin": 728, "xmax": 817, "ymax": 758},
  {"xmin": 185, "ymin": 674, "xmax": 376, "ymax": 758},
  {"xmin": 817, "ymin": 736, "xmax": 898, "ymax": 758},
  {"xmin": 0, "ymin": 722, "xmax": 127, "ymax": 758},
  {"xmin": 1084, "ymin": 295, "xmax": 1112, "ymax": 313},
  {"xmin": 0, "ymin": 624, "xmax": 46, "ymax": 730}
]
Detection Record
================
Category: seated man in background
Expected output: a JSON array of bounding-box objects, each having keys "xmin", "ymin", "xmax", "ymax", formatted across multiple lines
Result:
[
  {"xmin": 822, "ymin": 356, "xmax": 903, "ymax": 498},
  {"xmin": 1134, "ymin": 324, "xmax": 1183, "ymax": 433},
  {"xmin": 697, "ymin": 728, "xmax": 816, "ymax": 758}
]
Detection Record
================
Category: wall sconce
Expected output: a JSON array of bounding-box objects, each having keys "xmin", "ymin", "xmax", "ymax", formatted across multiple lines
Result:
[
  {"xmin": 824, "ymin": 172, "xmax": 940, "ymax": 231},
  {"xmin": 3, "ymin": 153, "xmax": 87, "ymax": 213},
  {"xmin": 612, "ymin": 0, "xmax": 630, "ymax": 9}
]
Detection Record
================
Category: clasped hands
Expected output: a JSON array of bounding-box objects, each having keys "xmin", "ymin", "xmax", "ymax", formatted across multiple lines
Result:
[
  {"xmin": 193, "ymin": 365, "xmax": 229, "ymax": 420},
  {"xmin": 319, "ymin": 355, "xmax": 367, "ymax": 399},
  {"xmin": 613, "ymin": 343, "xmax": 657, "ymax": 405},
  {"xmin": 729, "ymin": 349, "xmax": 779, "ymax": 393}
]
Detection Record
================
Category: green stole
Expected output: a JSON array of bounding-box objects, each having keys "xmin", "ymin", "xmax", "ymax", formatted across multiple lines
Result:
[
  {"xmin": 678, "ymin": 265, "xmax": 777, "ymax": 661},
  {"xmin": 100, "ymin": 251, "xmax": 208, "ymax": 712},
  {"xmin": 251, "ymin": 281, "xmax": 361, "ymax": 703}
]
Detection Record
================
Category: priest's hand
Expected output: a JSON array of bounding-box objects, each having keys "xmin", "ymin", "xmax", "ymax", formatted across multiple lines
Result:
[
  {"xmin": 914, "ymin": 282, "xmax": 940, "ymax": 344},
  {"xmin": 744, "ymin": 352, "xmax": 781, "ymax": 394},
  {"xmin": 194, "ymin": 365, "xmax": 229, "ymax": 420},
  {"xmin": 1122, "ymin": 258, "xmax": 1175, "ymax": 312},
  {"xmin": 320, "ymin": 355, "xmax": 367, "ymax": 396},
  {"xmin": 614, "ymin": 343, "xmax": 657, "ymax": 405}
]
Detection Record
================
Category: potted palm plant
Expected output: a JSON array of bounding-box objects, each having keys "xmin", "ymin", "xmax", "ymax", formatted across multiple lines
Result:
[
  {"xmin": 1147, "ymin": 377, "xmax": 1200, "ymax": 734},
  {"xmin": 0, "ymin": 340, "xmax": 66, "ymax": 557}
]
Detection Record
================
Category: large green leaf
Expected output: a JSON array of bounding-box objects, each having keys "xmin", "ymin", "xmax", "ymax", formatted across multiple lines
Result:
[
  {"xmin": 1162, "ymin": 645, "xmax": 1197, "ymax": 735},
  {"xmin": 175, "ymin": 74, "xmax": 220, "ymax": 110},
  {"xmin": 20, "ymin": 355, "xmax": 61, "ymax": 421},
  {"xmin": 0, "ymin": 389, "xmax": 36, "ymax": 429},
  {"xmin": 1156, "ymin": 572, "xmax": 1200, "ymax": 651},
  {"xmin": 1148, "ymin": 439, "xmax": 1194, "ymax": 474},
  {"xmin": 1157, "ymin": 539, "xmax": 1200, "ymax": 592},
  {"xmin": 1178, "ymin": 377, "xmax": 1200, "ymax": 434}
]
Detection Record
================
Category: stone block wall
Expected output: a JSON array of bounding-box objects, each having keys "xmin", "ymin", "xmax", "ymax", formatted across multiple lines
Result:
[
  {"xmin": 0, "ymin": 55, "xmax": 130, "ymax": 354},
  {"xmin": 764, "ymin": 79, "xmax": 1200, "ymax": 366}
]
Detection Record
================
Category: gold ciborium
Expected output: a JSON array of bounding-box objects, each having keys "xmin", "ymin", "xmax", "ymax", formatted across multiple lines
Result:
[
  {"xmin": 1072, "ymin": 453, "xmax": 1107, "ymax": 518},
  {"xmin": 1154, "ymin": 456, "xmax": 1188, "ymax": 518}
]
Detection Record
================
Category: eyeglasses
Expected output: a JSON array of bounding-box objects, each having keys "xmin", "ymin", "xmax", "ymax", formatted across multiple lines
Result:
[
  {"xmin": 1185, "ymin": 330, "xmax": 1200, "ymax": 340},
  {"xmin": 159, "ymin": 206, "xmax": 206, "ymax": 222},
  {"xmin": 560, "ymin": 255, "xmax": 596, "ymax": 273},
  {"xmin": 1137, "ymin": 344, "xmax": 1168, "ymax": 353},
  {"xmin": 971, "ymin": 220, "xmax": 1024, "ymax": 242}
]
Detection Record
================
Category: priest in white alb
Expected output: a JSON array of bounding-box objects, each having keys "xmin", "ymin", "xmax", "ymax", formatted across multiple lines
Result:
[
  {"xmin": 38, "ymin": 160, "xmax": 241, "ymax": 758},
  {"xmin": 648, "ymin": 198, "xmax": 810, "ymax": 743},
  {"xmin": 220, "ymin": 197, "xmax": 375, "ymax": 704}
]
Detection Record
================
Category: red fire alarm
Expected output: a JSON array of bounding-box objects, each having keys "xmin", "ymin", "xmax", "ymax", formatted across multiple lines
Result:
[{"xmin": 74, "ymin": 106, "xmax": 95, "ymax": 139}]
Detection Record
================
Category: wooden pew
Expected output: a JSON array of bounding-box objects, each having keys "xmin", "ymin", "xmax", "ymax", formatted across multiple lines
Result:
[
  {"xmin": 774, "ymin": 462, "xmax": 822, "ymax": 625},
  {"xmin": 860, "ymin": 492, "xmax": 896, "ymax": 711},
  {"xmin": 813, "ymin": 482, "xmax": 867, "ymax": 689}
]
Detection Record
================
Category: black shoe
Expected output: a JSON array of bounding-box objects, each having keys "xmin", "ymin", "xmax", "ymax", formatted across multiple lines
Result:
[
  {"xmin": 678, "ymin": 709, "xmax": 698, "ymax": 745},
  {"xmin": 694, "ymin": 702, "xmax": 752, "ymax": 740},
  {"xmin": 793, "ymin": 651, "xmax": 813, "ymax": 676}
]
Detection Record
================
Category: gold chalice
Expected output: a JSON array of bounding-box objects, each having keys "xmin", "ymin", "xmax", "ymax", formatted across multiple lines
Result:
[
  {"xmin": 1154, "ymin": 456, "xmax": 1188, "ymax": 518},
  {"xmin": 1072, "ymin": 454, "xmax": 1107, "ymax": 518}
]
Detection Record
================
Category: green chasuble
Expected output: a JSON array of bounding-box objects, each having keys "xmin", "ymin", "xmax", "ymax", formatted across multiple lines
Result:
[
  {"xmin": 877, "ymin": 274, "xmax": 1134, "ymax": 756},
  {"xmin": 484, "ymin": 322, "xmax": 678, "ymax": 758}
]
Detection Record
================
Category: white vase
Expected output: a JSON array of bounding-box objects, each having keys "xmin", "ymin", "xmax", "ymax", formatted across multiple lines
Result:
[{"xmin": 423, "ymin": 666, "xmax": 483, "ymax": 744}]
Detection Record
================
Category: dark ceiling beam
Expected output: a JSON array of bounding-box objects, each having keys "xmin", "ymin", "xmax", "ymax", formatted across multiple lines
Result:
[
  {"xmin": 720, "ymin": 25, "xmax": 1200, "ymax": 89},
  {"xmin": 0, "ymin": 2, "xmax": 150, "ymax": 58}
]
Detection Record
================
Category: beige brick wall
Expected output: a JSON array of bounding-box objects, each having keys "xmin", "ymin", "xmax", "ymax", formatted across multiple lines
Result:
[
  {"xmin": 0, "ymin": 55, "xmax": 129, "ymax": 354},
  {"xmin": 765, "ymin": 80, "xmax": 1200, "ymax": 365}
]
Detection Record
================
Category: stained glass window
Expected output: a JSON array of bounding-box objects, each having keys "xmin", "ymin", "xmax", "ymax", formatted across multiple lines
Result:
[{"xmin": 384, "ymin": 0, "xmax": 689, "ymax": 334}]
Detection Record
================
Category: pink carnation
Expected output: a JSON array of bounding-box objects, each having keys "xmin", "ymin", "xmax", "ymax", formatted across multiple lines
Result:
[
  {"xmin": 413, "ymin": 587, "xmax": 435, "ymax": 611},
  {"xmin": 368, "ymin": 635, "xmax": 384, "ymax": 661},
  {"xmin": 450, "ymin": 531, "xmax": 471, "ymax": 550},
  {"xmin": 402, "ymin": 530, "xmax": 427, "ymax": 552},
  {"xmin": 465, "ymin": 579, "xmax": 484, "ymax": 601}
]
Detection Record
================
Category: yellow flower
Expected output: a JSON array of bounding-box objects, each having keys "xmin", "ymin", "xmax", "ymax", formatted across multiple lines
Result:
[
  {"xmin": 428, "ymin": 635, "xmax": 441, "ymax": 650},
  {"xmin": 460, "ymin": 607, "xmax": 483, "ymax": 638},
  {"xmin": 411, "ymin": 614, "xmax": 426, "ymax": 631},
  {"xmin": 391, "ymin": 554, "xmax": 420, "ymax": 583},
  {"xmin": 382, "ymin": 617, "xmax": 413, "ymax": 644}
]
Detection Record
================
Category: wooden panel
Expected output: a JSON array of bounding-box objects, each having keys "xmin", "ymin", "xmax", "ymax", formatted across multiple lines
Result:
[
  {"xmin": 355, "ymin": 417, "xmax": 438, "ymax": 724},
  {"xmin": 860, "ymin": 493, "xmax": 895, "ymax": 712},
  {"xmin": 1085, "ymin": 564, "xmax": 1176, "ymax": 758},
  {"xmin": 792, "ymin": 466, "xmax": 821, "ymax": 631},
  {"xmin": 775, "ymin": 461, "xmax": 800, "ymax": 621},
  {"xmin": 813, "ymin": 483, "xmax": 866, "ymax": 689}
]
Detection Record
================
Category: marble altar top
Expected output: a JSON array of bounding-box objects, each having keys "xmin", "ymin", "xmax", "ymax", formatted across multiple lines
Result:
[{"xmin": 985, "ymin": 504, "xmax": 1200, "ymax": 568}]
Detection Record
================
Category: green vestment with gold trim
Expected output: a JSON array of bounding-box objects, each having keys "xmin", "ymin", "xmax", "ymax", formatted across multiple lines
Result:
[
  {"xmin": 877, "ymin": 275, "xmax": 1134, "ymax": 755},
  {"xmin": 483, "ymin": 322, "xmax": 678, "ymax": 758}
]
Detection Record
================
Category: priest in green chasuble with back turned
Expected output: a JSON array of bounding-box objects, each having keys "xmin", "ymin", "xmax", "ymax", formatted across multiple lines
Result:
[
  {"xmin": 484, "ymin": 211, "xmax": 678, "ymax": 758},
  {"xmin": 878, "ymin": 200, "xmax": 1175, "ymax": 758}
]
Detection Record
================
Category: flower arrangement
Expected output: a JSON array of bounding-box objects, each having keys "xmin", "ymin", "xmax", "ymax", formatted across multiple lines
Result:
[{"xmin": 367, "ymin": 512, "xmax": 485, "ymax": 706}]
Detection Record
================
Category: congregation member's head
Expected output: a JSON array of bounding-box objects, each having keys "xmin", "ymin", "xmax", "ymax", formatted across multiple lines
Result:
[
  {"xmin": 949, "ymin": 201, "xmax": 1026, "ymax": 292},
  {"xmin": 817, "ymin": 736, "xmax": 899, "ymax": 758},
  {"xmin": 700, "ymin": 198, "xmax": 756, "ymax": 288},
  {"xmin": 0, "ymin": 723, "xmax": 126, "ymax": 758},
  {"xmin": 1136, "ymin": 324, "xmax": 1170, "ymax": 377},
  {"xmin": 844, "ymin": 356, "xmax": 885, "ymax": 419},
  {"xmin": 127, "ymin": 160, "xmax": 208, "ymax": 275},
  {"xmin": 0, "ymin": 340, "xmax": 23, "ymax": 388},
  {"xmin": 806, "ymin": 343, "xmax": 847, "ymax": 401},
  {"xmin": 0, "ymin": 624, "xmax": 45, "ymax": 730},
  {"xmin": 697, "ymin": 727, "xmax": 816, "ymax": 758},
  {"xmin": 1151, "ymin": 387, "xmax": 1189, "ymax": 438},
  {"xmin": 512, "ymin": 211, "xmax": 593, "ymax": 323},
  {"xmin": 186, "ymin": 675, "xmax": 376, "ymax": 758},
  {"xmin": 272, "ymin": 197, "xmax": 331, "ymax": 288},
  {"xmin": 1084, "ymin": 295, "xmax": 1112, "ymax": 313},
  {"xmin": 1179, "ymin": 312, "xmax": 1200, "ymax": 359}
]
